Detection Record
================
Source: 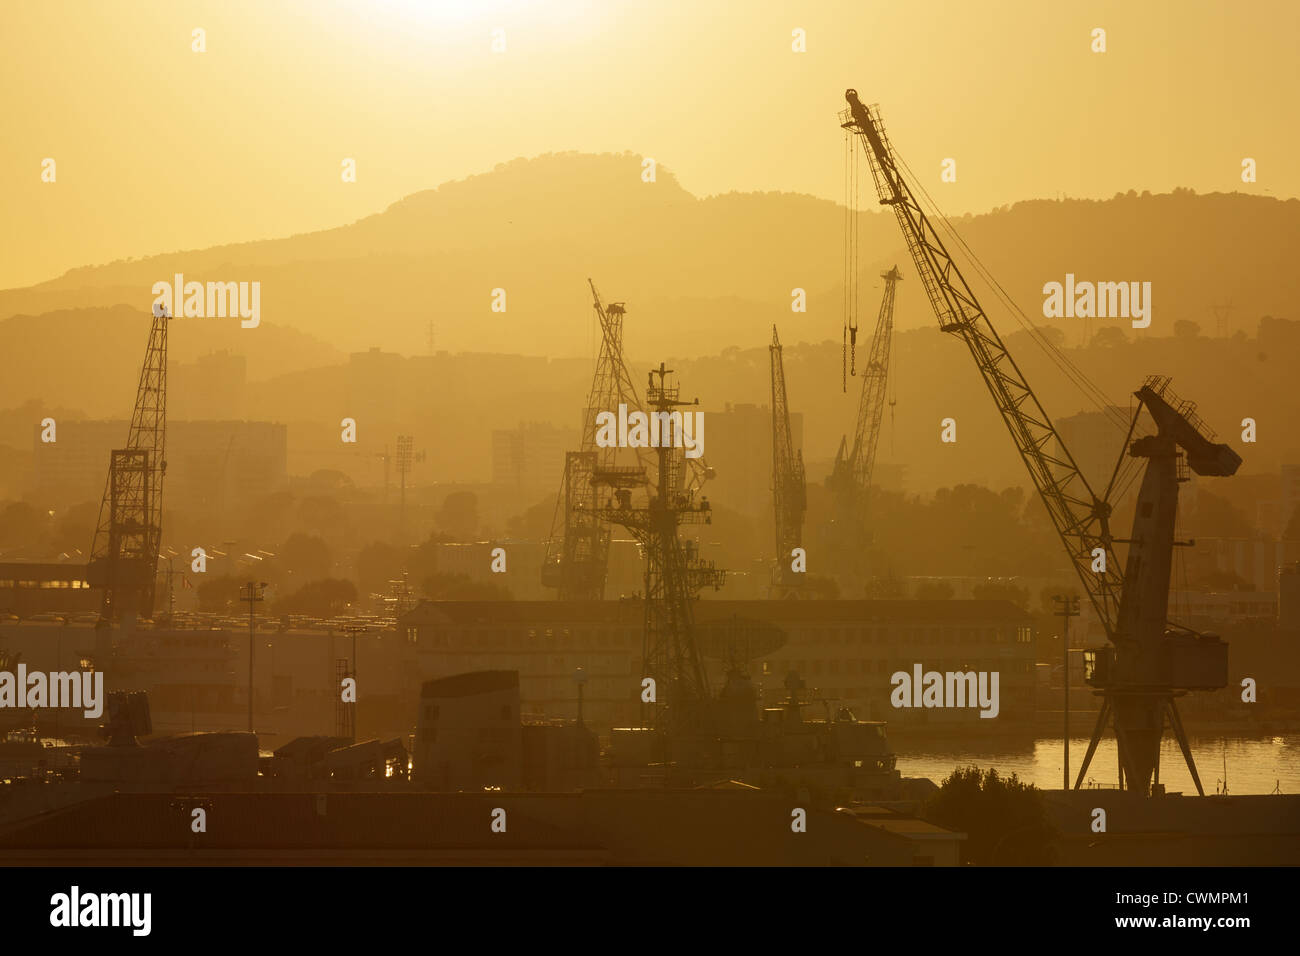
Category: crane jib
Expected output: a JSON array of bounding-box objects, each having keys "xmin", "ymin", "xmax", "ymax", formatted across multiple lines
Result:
[{"xmin": 842, "ymin": 89, "xmax": 1123, "ymax": 637}]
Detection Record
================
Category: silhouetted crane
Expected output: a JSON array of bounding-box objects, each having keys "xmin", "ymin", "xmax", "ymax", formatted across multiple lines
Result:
[
  {"xmin": 841, "ymin": 88, "xmax": 1239, "ymax": 795},
  {"xmin": 769, "ymin": 326, "xmax": 806, "ymax": 597}
]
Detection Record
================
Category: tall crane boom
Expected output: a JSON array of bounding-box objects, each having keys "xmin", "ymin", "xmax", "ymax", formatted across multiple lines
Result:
[
  {"xmin": 841, "ymin": 90, "xmax": 1121, "ymax": 634},
  {"xmin": 88, "ymin": 306, "xmax": 169, "ymax": 623},
  {"xmin": 769, "ymin": 326, "xmax": 805, "ymax": 593},
  {"xmin": 842, "ymin": 90, "xmax": 1241, "ymax": 796},
  {"xmin": 542, "ymin": 280, "xmax": 650, "ymax": 599},
  {"xmin": 543, "ymin": 280, "xmax": 713, "ymax": 600},
  {"xmin": 829, "ymin": 265, "xmax": 900, "ymax": 534}
]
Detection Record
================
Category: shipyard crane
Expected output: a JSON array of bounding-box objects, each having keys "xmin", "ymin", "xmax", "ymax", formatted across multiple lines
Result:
[
  {"xmin": 542, "ymin": 280, "xmax": 713, "ymax": 600},
  {"xmin": 827, "ymin": 265, "xmax": 901, "ymax": 566},
  {"xmin": 769, "ymin": 326, "xmax": 807, "ymax": 597},
  {"xmin": 88, "ymin": 305, "xmax": 169, "ymax": 626},
  {"xmin": 587, "ymin": 363, "xmax": 724, "ymax": 744},
  {"xmin": 542, "ymin": 280, "xmax": 649, "ymax": 600},
  {"xmin": 841, "ymin": 89, "xmax": 1239, "ymax": 795}
]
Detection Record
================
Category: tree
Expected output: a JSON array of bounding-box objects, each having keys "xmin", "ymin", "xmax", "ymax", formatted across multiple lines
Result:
[
  {"xmin": 356, "ymin": 540, "xmax": 407, "ymax": 595},
  {"xmin": 275, "ymin": 578, "xmax": 357, "ymax": 616},
  {"xmin": 1187, "ymin": 569, "xmax": 1252, "ymax": 592},
  {"xmin": 1091, "ymin": 326, "xmax": 1127, "ymax": 348},
  {"xmin": 196, "ymin": 574, "xmax": 242, "ymax": 612},
  {"xmin": 922, "ymin": 766, "xmax": 1056, "ymax": 865},
  {"xmin": 971, "ymin": 580, "xmax": 1030, "ymax": 611},
  {"xmin": 914, "ymin": 580, "xmax": 955, "ymax": 600},
  {"xmin": 864, "ymin": 574, "xmax": 908, "ymax": 599},
  {"xmin": 1172, "ymin": 319, "xmax": 1201, "ymax": 339},
  {"xmin": 303, "ymin": 469, "xmax": 355, "ymax": 496},
  {"xmin": 423, "ymin": 572, "xmax": 512, "ymax": 601},
  {"xmin": 0, "ymin": 501, "xmax": 46, "ymax": 552},
  {"xmin": 803, "ymin": 574, "xmax": 841, "ymax": 600},
  {"xmin": 277, "ymin": 533, "xmax": 332, "ymax": 583},
  {"xmin": 239, "ymin": 490, "xmax": 295, "ymax": 542},
  {"xmin": 1037, "ymin": 325, "xmax": 1066, "ymax": 350},
  {"xmin": 506, "ymin": 493, "xmax": 558, "ymax": 540},
  {"xmin": 1190, "ymin": 490, "xmax": 1252, "ymax": 538},
  {"xmin": 51, "ymin": 501, "xmax": 98, "ymax": 555},
  {"xmin": 297, "ymin": 495, "xmax": 345, "ymax": 535},
  {"xmin": 435, "ymin": 491, "xmax": 479, "ymax": 540}
]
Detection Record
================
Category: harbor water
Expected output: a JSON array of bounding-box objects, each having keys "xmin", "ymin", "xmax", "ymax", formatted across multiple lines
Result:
[{"xmin": 895, "ymin": 734, "xmax": 1300, "ymax": 794}]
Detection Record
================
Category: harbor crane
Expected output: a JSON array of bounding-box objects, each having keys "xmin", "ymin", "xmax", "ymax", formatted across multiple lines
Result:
[
  {"xmin": 585, "ymin": 363, "xmax": 724, "ymax": 740},
  {"xmin": 769, "ymin": 326, "xmax": 807, "ymax": 596},
  {"xmin": 827, "ymin": 265, "xmax": 901, "ymax": 573},
  {"xmin": 841, "ymin": 88, "xmax": 1240, "ymax": 795},
  {"xmin": 542, "ymin": 280, "xmax": 650, "ymax": 600},
  {"xmin": 88, "ymin": 305, "xmax": 169, "ymax": 628},
  {"xmin": 543, "ymin": 281, "xmax": 712, "ymax": 600}
]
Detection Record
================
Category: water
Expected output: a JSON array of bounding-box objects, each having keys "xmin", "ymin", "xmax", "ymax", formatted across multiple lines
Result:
[{"xmin": 895, "ymin": 735, "xmax": 1300, "ymax": 794}]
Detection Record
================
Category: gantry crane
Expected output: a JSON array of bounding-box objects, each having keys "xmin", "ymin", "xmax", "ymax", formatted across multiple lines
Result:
[
  {"xmin": 88, "ymin": 304, "xmax": 169, "ymax": 626},
  {"xmin": 827, "ymin": 265, "xmax": 901, "ymax": 570},
  {"xmin": 769, "ymin": 326, "xmax": 807, "ymax": 596},
  {"xmin": 841, "ymin": 89, "xmax": 1239, "ymax": 795}
]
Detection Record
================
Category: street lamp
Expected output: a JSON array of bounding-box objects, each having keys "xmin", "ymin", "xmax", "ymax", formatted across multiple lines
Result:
[
  {"xmin": 1053, "ymin": 594, "xmax": 1081, "ymax": 790},
  {"xmin": 574, "ymin": 666, "xmax": 588, "ymax": 727},
  {"xmin": 240, "ymin": 582, "xmax": 268, "ymax": 734},
  {"xmin": 342, "ymin": 624, "xmax": 367, "ymax": 741}
]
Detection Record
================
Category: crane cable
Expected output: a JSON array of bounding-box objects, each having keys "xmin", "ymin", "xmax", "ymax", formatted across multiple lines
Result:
[
  {"xmin": 849, "ymin": 134, "xmax": 859, "ymax": 378},
  {"xmin": 889, "ymin": 146, "xmax": 1154, "ymax": 507},
  {"xmin": 842, "ymin": 129, "xmax": 853, "ymax": 393}
]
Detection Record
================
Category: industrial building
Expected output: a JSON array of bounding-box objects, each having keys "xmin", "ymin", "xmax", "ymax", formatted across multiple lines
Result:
[
  {"xmin": 399, "ymin": 598, "xmax": 1037, "ymax": 732},
  {"xmin": 31, "ymin": 419, "xmax": 287, "ymax": 515}
]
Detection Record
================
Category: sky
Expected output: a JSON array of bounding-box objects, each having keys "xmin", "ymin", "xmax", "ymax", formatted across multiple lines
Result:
[{"xmin": 1, "ymin": 0, "xmax": 1295, "ymax": 289}]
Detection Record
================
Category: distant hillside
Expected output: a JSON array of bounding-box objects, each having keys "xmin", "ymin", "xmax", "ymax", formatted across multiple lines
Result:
[
  {"xmin": 0, "ymin": 305, "xmax": 342, "ymax": 414},
  {"xmin": 0, "ymin": 152, "xmax": 1295, "ymax": 359}
]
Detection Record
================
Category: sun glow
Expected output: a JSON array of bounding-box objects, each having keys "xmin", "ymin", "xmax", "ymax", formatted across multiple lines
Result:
[{"xmin": 339, "ymin": 0, "xmax": 579, "ymax": 26}]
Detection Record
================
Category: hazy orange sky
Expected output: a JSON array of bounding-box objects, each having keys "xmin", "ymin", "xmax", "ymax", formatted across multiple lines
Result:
[{"xmin": 3, "ymin": 0, "xmax": 1294, "ymax": 290}]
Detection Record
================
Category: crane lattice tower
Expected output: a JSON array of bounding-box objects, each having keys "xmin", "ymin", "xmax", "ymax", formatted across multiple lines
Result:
[
  {"xmin": 88, "ymin": 307, "xmax": 169, "ymax": 623},
  {"xmin": 587, "ymin": 363, "xmax": 724, "ymax": 738}
]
